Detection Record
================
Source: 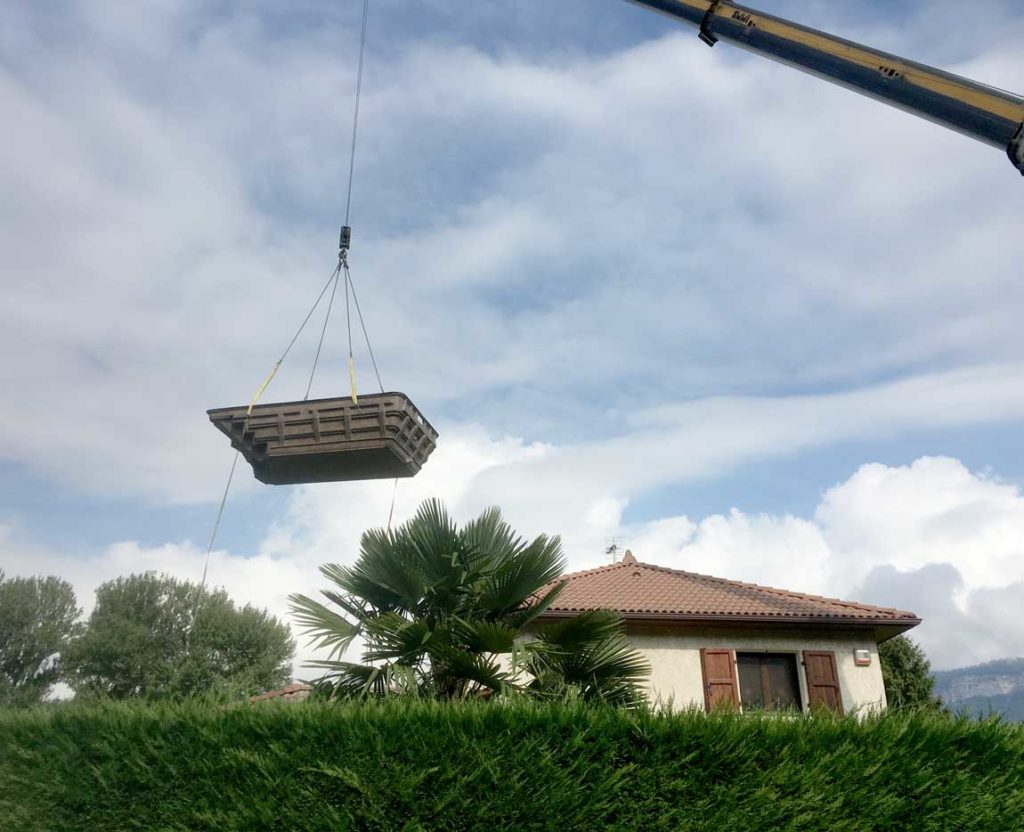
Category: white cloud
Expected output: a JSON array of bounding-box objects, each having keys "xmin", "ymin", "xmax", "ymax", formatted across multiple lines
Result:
[
  {"xmin": 629, "ymin": 511, "xmax": 832, "ymax": 596},
  {"xmin": 3, "ymin": 0, "xmax": 1024, "ymax": 684},
  {"xmin": 0, "ymin": 523, "xmax": 323, "ymax": 674},
  {"xmin": 0, "ymin": 426, "xmax": 552, "ymax": 679},
  {"xmin": 5, "ymin": 443, "xmax": 1024, "ymax": 674},
  {"xmin": 462, "ymin": 362, "xmax": 1024, "ymax": 549},
  {"xmin": 618, "ymin": 457, "xmax": 1024, "ymax": 669},
  {"xmin": 2, "ymin": 4, "xmax": 1023, "ymax": 504},
  {"xmin": 816, "ymin": 457, "xmax": 1024, "ymax": 592}
]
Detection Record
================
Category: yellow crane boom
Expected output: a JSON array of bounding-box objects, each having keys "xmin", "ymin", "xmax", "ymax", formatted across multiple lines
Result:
[{"xmin": 629, "ymin": 0, "xmax": 1024, "ymax": 176}]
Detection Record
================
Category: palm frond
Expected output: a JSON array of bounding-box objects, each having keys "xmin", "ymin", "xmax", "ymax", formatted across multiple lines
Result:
[
  {"xmin": 404, "ymin": 501, "xmax": 469, "ymax": 600},
  {"xmin": 525, "ymin": 611, "xmax": 650, "ymax": 707},
  {"xmin": 534, "ymin": 609, "xmax": 623, "ymax": 651},
  {"xmin": 455, "ymin": 619, "xmax": 518, "ymax": 654},
  {"xmin": 288, "ymin": 593, "xmax": 359, "ymax": 659},
  {"xmin": 349, "ymin": 528, "xmax": 426, "ymax": 612},
  {"xmin": 303, "ymin": 660, "xmax": 392, "ymax": 698},
  {"xmin": 459, "ymin": 506, "xmax": 523, "ymax": 567},
  {"xmin": 320, "ymin": 589, "xmax": 369, "ymax": 622},
  {"xmin": 361, "ymin": 614, "xmax": 434, "ymax": 664},
  {"xmin": 428, "ymin": 647, "xmax": 514, "ymax": 697},
  {"xmin": 318, "ymin": 562, "xmax": 354, "ymax": 590},
  {"xmin": 477, "ymin": 534, "xmax": 566, "ymax": 616},
  {"xmin": 507, "ymin": 581, "xmax": 567, "ymax": 630}
]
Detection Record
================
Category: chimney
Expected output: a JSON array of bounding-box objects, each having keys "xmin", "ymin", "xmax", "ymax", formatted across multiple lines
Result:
[{"xmin": 622, "ymin": 549, "xmax": 637, "ymax": 565}]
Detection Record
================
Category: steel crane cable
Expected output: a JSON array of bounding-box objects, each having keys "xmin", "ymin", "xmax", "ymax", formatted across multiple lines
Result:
[
  {"xmin": 200, "ymin": 0, "xmax": 389, "ymax": 592},
  {"xmin": 343, "ymin": 259, "xmax": 396, "ymax": 532},
  {"xmin": 339, "ymin": 0, "xmax": 398, "ymax": 531},
  {"xmin": 344, "ymin": 262, "xmax": 385, "ymax": 395},
  {"xmin": 307, "ymin": 0, "xmax": 383, "ymax": 402},
  {"xmin": 345, "ymin": 0, "xmax": 371, "ymax": 228},
  {"xmin": 304, "ymin": 268, "xmax": 341, "ymax": 401}
]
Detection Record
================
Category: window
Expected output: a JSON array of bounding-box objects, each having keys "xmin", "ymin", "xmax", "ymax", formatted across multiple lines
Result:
[{"xmin": 736, "ymin": 653, "xmax": 802, "ymax": 711}]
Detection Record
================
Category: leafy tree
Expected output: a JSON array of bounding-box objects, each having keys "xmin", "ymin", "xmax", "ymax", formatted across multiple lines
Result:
[
  {"xmin": 290, "ymin": 499, "xmax": 649, "ymax": 705},
  {"xmin": 64, "ymin": 573, "xmax": 294, "ymax": 699},
  {"xmin": 0, "ymin": 571, "xmax": 82, "ymax": 707},
  {"xmin": 879, "ymin": 635, "xmax": 943, "ymax": 711}
]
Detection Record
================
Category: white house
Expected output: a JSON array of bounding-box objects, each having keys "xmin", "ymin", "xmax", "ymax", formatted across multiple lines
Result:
[{"xmin": 535, "ymin": 551, "xmax": 921, "ymax": 715}]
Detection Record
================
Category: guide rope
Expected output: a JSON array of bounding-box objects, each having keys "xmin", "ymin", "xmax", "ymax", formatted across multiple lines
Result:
[{"xmin": 201, "ymin": 452, "xmax": 239, "ymax": 590}]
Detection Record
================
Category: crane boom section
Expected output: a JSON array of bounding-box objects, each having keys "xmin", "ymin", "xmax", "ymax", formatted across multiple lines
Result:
[{"xmin": 628, "ymin": 0, "xmax": 1024, "ymax": 174}]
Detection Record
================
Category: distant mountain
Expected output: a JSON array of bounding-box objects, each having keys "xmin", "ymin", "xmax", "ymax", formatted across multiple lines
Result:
[{"xmin": 933, "ymin": 658, "xmax": 1024, "ymax": 722}]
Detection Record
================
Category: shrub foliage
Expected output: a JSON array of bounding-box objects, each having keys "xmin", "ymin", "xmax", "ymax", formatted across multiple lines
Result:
[
  {"xmin": 1, "ymin": 700, "xmax": 1021, "ymax": 832},
  {"xmin": 0, "ymin": 572, "xmax": 81, "ymax": 707},
  {"xmin": 879, "ymin": 635, "xmax": 943, "ymax": 711},
  {"xmin": 64, "ymin": 573, "xmax": 294, "ymax": 699}
]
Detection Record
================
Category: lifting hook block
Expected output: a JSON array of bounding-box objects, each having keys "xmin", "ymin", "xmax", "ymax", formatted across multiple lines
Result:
[
  {"xmin": 339, "ymin": 225, "xmax": 353, "ymax": 252},
  {"xmin": 1009, "ymin": 123, "xmax": 1024, "ymax": 176},
  {"xmin": 699, "ymin": 0, "xmax": 722, "ymax": 47}
]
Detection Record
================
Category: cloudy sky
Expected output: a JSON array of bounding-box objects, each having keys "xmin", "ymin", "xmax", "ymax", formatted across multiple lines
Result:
[{"xmin": 3, "ymin": 0, "xmax": 1023, "ymax": 674}]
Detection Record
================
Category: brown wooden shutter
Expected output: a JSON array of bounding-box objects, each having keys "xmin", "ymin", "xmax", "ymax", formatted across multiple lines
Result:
[
  {"xmin": 700, "ymin": 648, "xmax": 739, "ymax": 712},
  {"xmin": 803, "ymin": 651, "xmax": 844, "ymax": 714}
]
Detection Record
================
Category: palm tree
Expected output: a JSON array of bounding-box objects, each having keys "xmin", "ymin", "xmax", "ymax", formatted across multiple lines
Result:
[
  {"xmin": 517, "ymin": 610, "xmax": 651, "ymax": 707},
  {"xmin": 289, "ymin": 499, "xmax": 649, "ymax": 704}
]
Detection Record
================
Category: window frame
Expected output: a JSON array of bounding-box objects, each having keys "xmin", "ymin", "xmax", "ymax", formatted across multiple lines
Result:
[{"xmin": 735, "ymin": 651, "xmax": 804, "ymax": 713}]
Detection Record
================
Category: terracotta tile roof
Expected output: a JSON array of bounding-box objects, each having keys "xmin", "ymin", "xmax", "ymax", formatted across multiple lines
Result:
[
  {"xmin": 249, "ymin": 683, "xmax": 312, "ymax": 704},
  {"xmin": 537, "ymin": 551, "xmax": 920, "ymax": 627}
]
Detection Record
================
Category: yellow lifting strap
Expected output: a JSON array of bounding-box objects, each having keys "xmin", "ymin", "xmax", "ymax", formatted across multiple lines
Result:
[
  {"xmin": 247, "ymin": 361, "xmax": 283, "ymax": 418},
  {"xmin": 348, "ymin": 356, "xmax": 359, "ymax": 405}
]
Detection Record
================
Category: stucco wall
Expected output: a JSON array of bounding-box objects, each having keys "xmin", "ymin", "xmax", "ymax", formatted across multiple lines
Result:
[{"xmin": 625, "ymin": 625, "xmax": 887, "ymax": 716}]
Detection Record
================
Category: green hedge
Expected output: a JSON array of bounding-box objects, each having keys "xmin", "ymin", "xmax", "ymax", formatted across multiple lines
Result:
[{"xmin": 1, "ymin": 700, "xmax": 1022, "ymax": 831}]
